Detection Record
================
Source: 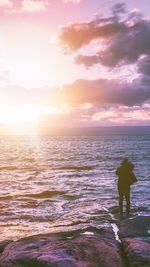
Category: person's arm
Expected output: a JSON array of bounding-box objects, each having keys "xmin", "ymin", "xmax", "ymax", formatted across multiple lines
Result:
[{"xmin": 129, "ymin": 162, "xmax": 134, "ymax": 170}]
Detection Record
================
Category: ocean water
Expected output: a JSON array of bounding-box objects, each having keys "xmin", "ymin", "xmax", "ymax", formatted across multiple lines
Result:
[{"xmin": 0, "ymin": 135, "xmax": 149, "ymax": 241}]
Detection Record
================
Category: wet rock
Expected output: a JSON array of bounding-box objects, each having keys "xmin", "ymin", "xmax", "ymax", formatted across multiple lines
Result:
[
  {"xmin": 118, "ymin": 216, "xmax": 150, "ymax": 238},
  {"xmin": 0, "ymin": 240, "xmax": 12, "ymax": 253},
  {"xmin": 0, "ymin": 228, "xmax": 123, "ymax": 267},
  {"xmin": 118, "ymin": 216, "xmax": 150, "ymax": 267},
  {"xmin": 122, "ymin": 238, "xmax": 150, "ymax": 267}
]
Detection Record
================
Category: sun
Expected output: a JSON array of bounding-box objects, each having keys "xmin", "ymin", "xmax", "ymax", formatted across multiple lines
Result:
[
  {"xmin": 0, "ymin": 103, "xmax": 65, "ymax": 135},
  {"xmin": 0, "ymin": 105, "xmax": 42, "ymax": 134}
]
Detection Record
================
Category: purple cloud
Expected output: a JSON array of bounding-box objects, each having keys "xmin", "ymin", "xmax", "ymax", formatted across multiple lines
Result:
[
  {"xmin": 59, "ymin": 77, "xmax": 150, "ymax": 107},
  {"xmin": 58, "ymin": 5, "xmax": 150, "ymax": 68}
]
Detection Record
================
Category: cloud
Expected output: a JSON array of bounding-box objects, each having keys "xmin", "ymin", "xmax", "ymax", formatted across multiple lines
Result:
[
  {"xmin": 58, "ymin": 4, "xmax": 150, "ymax": 68},
  {"xmin": 0, "ymin": 0, "xmax": 13, "ymax": 8},
  {"xmin": 63, "ymin": 0, "xmax": 81, "ymax": 3},
  {"xmin": 55, "ymin": 2, "xmax": 150, "ymax": 127},
  {"xmin": 138, "ymin": 55, "xmax": 150, "ymax": 76},
  {"xmin": 75, "ymin": 54, "xmax": 99, "ymax": 67},
  {"xmin": 58, "ymin": 16, "xmax": 127, "ymax": 51},
  {"xmin": 0, "ymin": 80, "xmax": 149, "ymax": 129},
  {"xmin": 91, "ymin": 105, "xmax": 150, "ymax": 126},
  {"xmin": 22, "ymin": 0, "xmax": 48, "ymax": 13},
  {"xmin": 40, "ymin": 102, "xmax": 150, "ymax": 128},
  {"xmin": 57, "ymin": 76, "xmax": 150, "ymax": 107},
  {"xmin": 0, "ymin": 70, "xmax": 10, "ymax": 86},
  {"xmin": 112, "ymin": 3, "xmax": 126, "ymax": 15},
  {"xmin": 0, "ymin": 85, "xmax": 54, "ymax": 107},
  {"xmin": 50, "ymin": 76, "xmax": 150, "ymax": 126}
]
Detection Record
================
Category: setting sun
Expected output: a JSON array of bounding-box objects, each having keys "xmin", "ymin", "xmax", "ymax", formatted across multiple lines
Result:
[
  {"xmin": 0, "ymin": 105, "xmax": 41, "ymax": 134},
  {"xmin": 0, "ymin": 101, "xmax": 66, "ymax": 134}
]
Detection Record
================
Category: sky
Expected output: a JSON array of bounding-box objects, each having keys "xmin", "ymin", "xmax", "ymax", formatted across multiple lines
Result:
[{"xmin": 0, "ymin": 0, "xmax": 150, "ymax": 134}]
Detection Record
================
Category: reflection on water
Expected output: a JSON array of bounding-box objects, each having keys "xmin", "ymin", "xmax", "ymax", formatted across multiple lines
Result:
[{"xmin": 0, "ymin": 135, "xmax": 149, "ymax": 241}]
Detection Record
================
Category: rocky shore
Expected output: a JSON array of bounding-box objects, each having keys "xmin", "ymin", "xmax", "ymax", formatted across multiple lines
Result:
[{"xmin": 0, "ymin": 215, "xmax": 149, "ymax": 267}]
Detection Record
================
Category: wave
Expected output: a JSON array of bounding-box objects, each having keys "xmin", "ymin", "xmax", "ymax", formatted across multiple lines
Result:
[
  {"xmin": 0, "ymin": 195, "xmax": 13, "ymax": 200},
  {"xmin": 23, "ymin": 158, "xmax": 35, "ymax": 163},
  {"xmin": 58, "ymin": 165, "xmax": 95, "ymax": 171},
  {"xmin": 0, "ymin": 166, "xmax": 18, "ymax": 170},
  {"xmin": 96, "ymin": 156, "xmax": 123, "ymax": 161},
  {"xmin": 20, "ymin": 190, "xmax": 66, "ymax": 199},
  {"xmin": 64, "ymin": 194, "xmax": 78, "ymax": 200},
  {"xmin": 0, "ymin": 191, "xmax": 78, "ymax": 201},
  {"xmin": 19, "ymin": 191, "xmax": 79, "ymax": 200}
]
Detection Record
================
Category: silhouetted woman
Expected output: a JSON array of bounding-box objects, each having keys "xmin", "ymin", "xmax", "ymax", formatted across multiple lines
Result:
[{"xmin": 116, "ymin": 158, "xmax": 137, "ymax": 217}]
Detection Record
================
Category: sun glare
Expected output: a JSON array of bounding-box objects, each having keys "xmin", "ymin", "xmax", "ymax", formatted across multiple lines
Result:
[
  {"xmin": 0, "ymin": 106, "xmax": 41, "ymax": 134},
  {"xmin": 0, "ymin": 104, "xmax": 64, "ymax": 134}
]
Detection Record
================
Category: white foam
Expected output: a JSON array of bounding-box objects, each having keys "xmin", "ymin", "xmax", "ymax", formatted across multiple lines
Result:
[
  {"xmin": 103, "ymin": 207, "xmax": 121, "ymax": 243},
  {"xmin": 82, "ymin": 231, "xmax": 94, "ymax": 235},
  {"xmin": 111, "ymin": 223, "xmax": 121, "ymax": 243}
]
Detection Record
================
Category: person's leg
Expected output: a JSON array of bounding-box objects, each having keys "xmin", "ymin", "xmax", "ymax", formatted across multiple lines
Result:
[
  {"xmin": 119, "ymin": 191, "xmax": 124, "ymax": 215},
  {"xmin": 125, "ymin": 190, "xmax": 130, "ymax": 216}
]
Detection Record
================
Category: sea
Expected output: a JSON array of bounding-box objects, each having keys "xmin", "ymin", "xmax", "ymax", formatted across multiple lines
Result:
[{"xmin": 0, "ymin": 134, "xmax": 149, "ymax": 241}]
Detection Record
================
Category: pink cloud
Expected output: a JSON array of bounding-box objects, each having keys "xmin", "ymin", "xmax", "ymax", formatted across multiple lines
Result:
[
  {"xmin": 63, "ymin": 0, "xmax": 81, "ymax": 3},
  {"xmin": 0, "ymin": 0, "xmax": 13, "ymax": 8},
  {"xmin": 22, "ymin": 0, "xmax": 49, "ymax": 13},
  {"xmin": 57, "ymin": 78, "xmax": 150, "ymax": 107},
  {"xmin": 92, "ymin": 105, "xmax": 150, "ymax": 125},
  {"xmin": 58, "ymin": 4, "xmax": 150, "ymax": 68},
  {"xmin": 39, "ymin": 103, "xmax": 150, "ymax": 128},
  {"xmin": 58, "ymin": 7, "xmax": 127, "ymax": 51}
]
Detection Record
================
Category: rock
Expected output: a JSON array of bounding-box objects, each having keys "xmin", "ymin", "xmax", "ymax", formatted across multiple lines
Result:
[
  {"xmin": 0, "ymin": 228, "xmax": 124, "ymax": 267},
  {"xmin": 118, "ymin": 216, "xmax": 150, "ymax": 238},
  {"xmin": 122, "ymin": 238, "xmax": 150, "ymax": 267},
  {"xmin": 0, "ymin": 240, "xmax": 12, "ymax": 253}
]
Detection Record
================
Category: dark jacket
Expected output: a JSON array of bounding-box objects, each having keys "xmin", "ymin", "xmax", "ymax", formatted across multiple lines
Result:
[{"xmin": 116, "ymin": 161, "xmax": 135, "ymax": 192}]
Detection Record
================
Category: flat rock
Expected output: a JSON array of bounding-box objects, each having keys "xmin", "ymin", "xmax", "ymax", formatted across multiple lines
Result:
[
  {"xmin": 122, "ymin": 237, "xmax": 150, "ymax": 267},
  {"xmin": 118, "ymin": 216, "xmax": 150, "ymax": 238},
  {"xmin": 0, "ymin": 228, "xmax": 123, "ymax": 267}
]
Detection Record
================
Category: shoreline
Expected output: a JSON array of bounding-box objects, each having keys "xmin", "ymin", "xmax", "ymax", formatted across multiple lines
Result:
[{"xmin": 0, "ymin": 215, "xmax": 149, "ymax": 267}]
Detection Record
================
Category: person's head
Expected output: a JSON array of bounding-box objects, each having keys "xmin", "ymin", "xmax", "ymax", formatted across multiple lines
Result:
[{"xmin": 121, "ymin": 158, "xmax": 129, "ymax": 165}]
